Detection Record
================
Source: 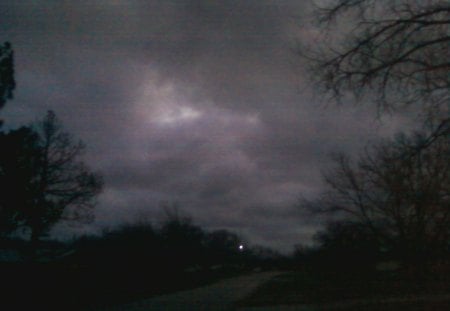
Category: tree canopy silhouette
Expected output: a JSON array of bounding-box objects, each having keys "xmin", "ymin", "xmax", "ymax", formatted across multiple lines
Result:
[
  {"xmin": 0, "ymin": 111, "xmax": 103, "ymax": 243},
  {"xmin": 0, "ymin": 41, "xmax": 15, "ymax": 110},
  {"xmin": 0, "ymin": 127, "xmax": 40, "ymax": 237},
  {"xmin": 0, "ymin": 42, "xmax": 15, "ymax": 126},
  {"xmin": 299, "ymin": 0, "xmax": 450, "ymax": 268}
]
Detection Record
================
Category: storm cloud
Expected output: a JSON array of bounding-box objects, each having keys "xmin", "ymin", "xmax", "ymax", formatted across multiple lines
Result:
[{"xmin": 0, "ymin": 0, "xmax": 410, "ymax": 252}]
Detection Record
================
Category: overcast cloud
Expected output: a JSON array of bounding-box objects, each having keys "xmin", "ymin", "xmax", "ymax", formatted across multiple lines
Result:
[{"xmin": 0, "ymin": 0, "xmax": 412, "ymax": 253}]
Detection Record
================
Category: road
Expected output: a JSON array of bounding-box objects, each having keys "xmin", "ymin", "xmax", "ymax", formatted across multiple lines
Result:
[
  {"xmin": 82, "ymin": 271, "xmax": 450, "ymax": 311},
  {"xmin": 90, "ymin": 271, "xmax": 282, "ymax": 311}
]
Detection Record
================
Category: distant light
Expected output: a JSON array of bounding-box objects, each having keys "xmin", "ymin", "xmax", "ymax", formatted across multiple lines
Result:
[{"xmin": 239, "ymin": 244, "xmax": 244, "ymax": 251}]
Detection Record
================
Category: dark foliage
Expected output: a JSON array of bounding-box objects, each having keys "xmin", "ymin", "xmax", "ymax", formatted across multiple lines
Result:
[
  {"xmin": 0, "ymin": 111, "xmax": 103, "ymax": 244},
  {"xmin": 44, "ymin": 216, "xmax": 278, "ymax": 310},
  {"xmin": 0, "ymin": 127, "xmax": 40, "ymax": 237},
  {"xmin": 297, "ymin": 0, "xmax": 450, "ymax": 276},
  {"xmin": 312, "ymin": 220, "xmax": 381, "ymax": 272},
  {"xmin": 0, "ymin": 41, "xmax": 15, "ymax": 111},
  {"xmin": 304, "ymin": 130, "xmax": 450, "ymax": 268}
]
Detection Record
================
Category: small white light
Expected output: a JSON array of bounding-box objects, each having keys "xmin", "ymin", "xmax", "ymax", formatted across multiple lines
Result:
[{"xmin": 239, "ymin": 244, "xmax": 244, "ymax": 251}]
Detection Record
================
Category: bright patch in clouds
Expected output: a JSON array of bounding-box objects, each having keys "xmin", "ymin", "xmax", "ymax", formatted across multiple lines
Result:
[
  {"xmin": 157, "ymin": 105, "xmax": 202, "ymax": 125},
  {"xmin": 136, "ymin": 76, "xmax": 203, "ymax": 126}
]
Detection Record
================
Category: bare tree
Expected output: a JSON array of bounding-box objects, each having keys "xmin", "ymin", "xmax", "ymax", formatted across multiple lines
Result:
[
  {"xmin": 301, "ymin": 0, "xmax": 449, "ymax": 135},
  {"xmin": 296, "ymin": 0, "xmax": 450, "ymax": 269},
  {"xmin": 28, "ymin": 111, "xmax": 103, "ymax": 243},
  {"xmin": 310, "ymin": 131, "xmax": 450, "ymax": 263},
  {"xmin": 0, "ymin": 111, "xmax": 103, "ymax": 244}
]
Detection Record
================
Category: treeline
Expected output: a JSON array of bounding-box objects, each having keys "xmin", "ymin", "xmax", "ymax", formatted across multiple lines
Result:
[
  {"xmin": 71, "ymin": 212, "xmax": 282, "ymax": 275},
  {"xmin": 1, "ymin": 212, "xmax": 283, "ymax": 310},
  {"xmin": 293, "ymin": 218, "xmax": 450, "ymax": 279},
  {"xmin": 294, "ymin": 130, "xmax": 450, "ymax": 278}
]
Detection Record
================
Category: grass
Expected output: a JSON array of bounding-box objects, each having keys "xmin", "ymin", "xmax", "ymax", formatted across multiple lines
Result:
[
  {"xmin": 236, "ymin": 266, "xmax": 450, "ymax": 310},
  {"xmin": 336, "ymin": 300, "xmax": 450, "ymax": 311}
]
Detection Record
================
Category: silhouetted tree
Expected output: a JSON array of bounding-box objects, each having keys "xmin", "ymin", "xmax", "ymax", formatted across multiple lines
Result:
[
  {"xmin": 101, "ymin": 222, "xmax": 159, "ymax": 268},
  {"xmin": 301, "ymin": 0, "xmax": 449, "ymax": 140},
  {"xmin": 0, "ymin": 41, "xmax": 15, "ymax": 110},
  {"xmin": 0, "ymin": 127, "xmax": 40, "ymax": 237},
  {"xmin": 0, "ymin": 41, "xmax": 15, "ymax": 127},
  {"xmin": 307, "ymin": 131, "xmax": 450, "ymax": 265},
  {"xmin": 0, "ymin": 111, "xmax": 103, "ymax": 248},
  {"xmin": 29, "ymin": 111, "xmax": 103, "ymax": 243},
  {"xmin": 313, "ymin": 220, "xmax": 380, "ymax": 271},
  {"xmin": 159, "ymin": 209, "xmax": 205, "ymax": 270},
  {"xmin": 299, "ymin": 0, "xmax": 450, "ymax": 272},
  {"xmin": 204, "ymin": 229, "xmax": 241, "ymax": 265}
]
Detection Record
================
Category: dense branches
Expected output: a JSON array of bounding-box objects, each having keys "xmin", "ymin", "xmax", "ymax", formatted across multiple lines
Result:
[
  {"xmin": 30, "ymin": 111, "xmax": 103, "ymax": 241},
  {"xmin": 299, "ymin": 0, "xmax": 450, "ymax": 266},
  {"xmin": 312, "ymin": 132, "xmax": 450, "ymax": 261},
  {"xmin": 0, "ymin": 111, "xmax": 103, "ymax": 241},
  {"xmin": 303, "ymin": 0, "xmax": 449, "ymax": 128}
]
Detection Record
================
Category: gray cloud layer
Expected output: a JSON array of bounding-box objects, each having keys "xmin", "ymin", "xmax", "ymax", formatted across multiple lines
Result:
[{"xmin": 0, "ymin": 0, "xmax": 410, "ymax": 252}]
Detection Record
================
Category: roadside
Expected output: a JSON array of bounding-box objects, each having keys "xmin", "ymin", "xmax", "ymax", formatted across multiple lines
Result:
[
  {"xmin": 236, "ymin": 269, "xmax": 450, "ymax": 311},
  {"xmin": 86, "ymin": 268, "xmax": 450, "ymax": 311},
  {"xmin": 238, "ymin": 294, "xmax": 450, "ymax": 311}
]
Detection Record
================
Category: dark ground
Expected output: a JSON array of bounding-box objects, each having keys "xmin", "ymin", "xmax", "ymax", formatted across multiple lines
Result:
[
  {"xmin": 3, "ymin": 259, "xmax": 450, "ymax": 310},
  {"xmin": 236, "ymin": 266, "xmax": 450, "ymax": 310},
  {"xmin": 1, "ymin": 262, "xmax": 251, "ymax": 311}
]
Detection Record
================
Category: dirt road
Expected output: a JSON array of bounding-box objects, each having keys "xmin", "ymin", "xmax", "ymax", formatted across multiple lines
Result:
[{"xmin": 91, "ymin": 271, "xmax": 282, "ymax": 311}]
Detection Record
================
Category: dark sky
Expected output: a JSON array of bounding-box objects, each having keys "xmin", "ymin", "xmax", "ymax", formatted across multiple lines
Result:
[{"xmin": 0, "ymin": 0, "xmax": 411, "ymax": 253}]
